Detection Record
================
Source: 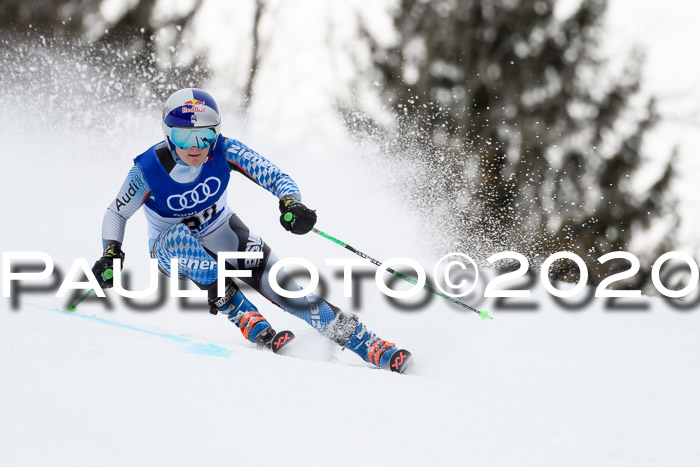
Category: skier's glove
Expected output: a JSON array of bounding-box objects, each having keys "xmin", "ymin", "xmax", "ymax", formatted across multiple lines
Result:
[
  {"xmin": 92, "ymin": 243, "xmax": 125, "ymax": 288},
  {"xmin": 279, "ymin": 197, "xmax": 317, "ymax": 235}
]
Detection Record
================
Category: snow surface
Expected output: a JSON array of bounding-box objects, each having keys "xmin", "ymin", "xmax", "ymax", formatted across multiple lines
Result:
[
  {"xmin": 3, "ymin": 31, "xmax": 700, "ymax": 467},
  {"xmin": 4, "ymin": 274, "xmax": 700, "ymax": 466}
]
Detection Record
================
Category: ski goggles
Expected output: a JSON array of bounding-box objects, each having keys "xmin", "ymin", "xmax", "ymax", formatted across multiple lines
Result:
[{"xmin": 169, "ymin": 127, "xmax": 217, "ymax": 150}]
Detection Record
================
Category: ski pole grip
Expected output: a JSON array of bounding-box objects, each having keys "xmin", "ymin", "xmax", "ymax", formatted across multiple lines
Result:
[{"xmin": 103, "ymin": 269, "xmax": 114, "ymax": 281}]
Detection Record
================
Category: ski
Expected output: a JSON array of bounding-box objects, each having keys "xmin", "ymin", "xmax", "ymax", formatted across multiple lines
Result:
[
  {"xmin": 270, "ymin": 330, "xmax": 295, "ymax": 353},
  {"xmin": 388, "ymin": 349, "xmax": 412, "ymax": 374},
  {"xmin": 255, "ymin": 329, "xmax": 295, "ymax": 354}
]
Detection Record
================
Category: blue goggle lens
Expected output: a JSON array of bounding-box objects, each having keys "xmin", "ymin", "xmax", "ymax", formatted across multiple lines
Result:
[{"xmin": 170, "ymin": 127, "xmax": 217, "ymax": 150}]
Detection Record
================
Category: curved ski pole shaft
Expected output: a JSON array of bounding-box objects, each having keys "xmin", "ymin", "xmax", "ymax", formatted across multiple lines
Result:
[{"xmin": 312, "ymin": 228, "xmax": 492, "ymax": 320}]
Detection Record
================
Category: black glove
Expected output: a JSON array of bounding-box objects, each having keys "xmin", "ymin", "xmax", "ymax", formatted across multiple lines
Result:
[
  {"xmin": 279, "ymin": 197, "xmax": 317, "ymax": 235},
  {"xmin": 92, "ymin": 243, "xmax": 125, "ymax": 288}
]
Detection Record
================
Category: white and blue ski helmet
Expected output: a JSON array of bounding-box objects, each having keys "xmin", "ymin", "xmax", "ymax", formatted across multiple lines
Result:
[{"xmin": 162, "ymin": 88, "xmax": 221, "ymax": 150}]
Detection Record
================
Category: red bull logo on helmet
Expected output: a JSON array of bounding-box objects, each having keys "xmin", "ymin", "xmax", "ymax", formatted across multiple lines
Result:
[
  {"xmin": 182, "ymin": 99, "xmax": 206, "ymax": 114},
  {"xmin": 183, "ymin": 99, "xmax": 205, "ymax": 106}
]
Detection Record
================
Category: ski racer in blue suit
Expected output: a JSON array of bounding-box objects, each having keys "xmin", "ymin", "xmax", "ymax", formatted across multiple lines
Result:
[{"xmin": 92, "ymin": 88, "xmax": 411, "ymax": 372}]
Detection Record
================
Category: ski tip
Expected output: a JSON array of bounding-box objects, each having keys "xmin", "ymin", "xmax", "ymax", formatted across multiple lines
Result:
[
  {"xmin": 388, "ymin": 349, "xmax": 412, "ymax": 374},
  {"xmin": 271, "ymin": 330, "xmax": 295, "ymax": 354}
]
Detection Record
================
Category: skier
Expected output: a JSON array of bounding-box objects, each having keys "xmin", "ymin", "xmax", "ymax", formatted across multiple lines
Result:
[{"xmin": 91, "ymin": 88, "xmax": 411, "ymax": 373}]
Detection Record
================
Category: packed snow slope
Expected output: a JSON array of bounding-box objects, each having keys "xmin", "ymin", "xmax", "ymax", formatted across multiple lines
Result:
[{"xmin": 2, "ymin": 63, "xmax": 700, "ymax": 467}]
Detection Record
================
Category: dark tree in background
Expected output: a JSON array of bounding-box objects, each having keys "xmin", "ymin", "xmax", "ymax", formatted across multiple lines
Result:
[
  {"xmin": 0, "ymin": 0, "xmax": 91, "ymax": 34},
  {"xmin": 361, "ymin": 0, "xmax": 677, "ymax": 285},
  {"xmin": 0, "ymin": 0, "xmax": 276, "ymax": 110},
  {"xmin": 0, "ymin": 0, "xmax": 208, "ymax": 104}
]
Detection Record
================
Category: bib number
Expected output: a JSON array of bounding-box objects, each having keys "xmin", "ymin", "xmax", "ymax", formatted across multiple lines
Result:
[{"xmin": 183, "ymin": 204, "xmax": 218, "ymax": 230}]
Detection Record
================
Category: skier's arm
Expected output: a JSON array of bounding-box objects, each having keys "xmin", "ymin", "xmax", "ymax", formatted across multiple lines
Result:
[
  {"xmin": 224, "ymin": 137, "xmax": 301, "ymax": 201},
  {"xmin": 93, "ymin": 165, "xmax": 149, "ymax": 287},
  {"xmin": 101, "ymin": 165, "xmax": 151, "ymax": 248},
  {"xmin": 222, "ymin": 137, "xmax": 316, "ymax": 234}
]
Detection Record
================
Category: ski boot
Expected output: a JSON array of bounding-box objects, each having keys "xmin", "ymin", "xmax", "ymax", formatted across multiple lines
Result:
[
  {"xmin": 209, "ymin": 282, "xmax": 271, "ymax": 344},
  {"xmin": 327, "ymin": 312, "xmax": 412, "ymax": 373},
  {"xmin": 209, "ymin": 281, "xmax": 295, "ymax": 352}
]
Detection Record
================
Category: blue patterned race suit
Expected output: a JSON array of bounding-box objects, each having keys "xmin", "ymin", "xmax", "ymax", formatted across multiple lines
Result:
[{"xmin": 100, "ymin": 135, "xmax": 399, "ymax": 366}]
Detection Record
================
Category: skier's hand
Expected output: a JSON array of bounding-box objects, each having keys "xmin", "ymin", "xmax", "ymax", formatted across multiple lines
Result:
[
  {"xmin": 279, "ymin": 197, "xmax": 317, "ymax": 235},
  {"xmin": 91, "ymin": 243, "xmax": 125, "ymax": 288}
]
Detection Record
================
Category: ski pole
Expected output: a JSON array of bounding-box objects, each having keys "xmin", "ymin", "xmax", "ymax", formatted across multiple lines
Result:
[
  {"xmin": 68, "ymin": 289, "xmax": 93, "ymax": 311},
  {"xmin": 67, "ymin": 268, "xmax": 113, "ymax": 312},
  {"xmin": 312, "ymin": 228, "xmax": 492, "ymax": 320}
]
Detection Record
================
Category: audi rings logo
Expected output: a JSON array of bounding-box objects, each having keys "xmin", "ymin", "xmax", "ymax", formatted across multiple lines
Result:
[{"xmin": 167, "ymin": 177, "xmax": 221, "ymax": 212}]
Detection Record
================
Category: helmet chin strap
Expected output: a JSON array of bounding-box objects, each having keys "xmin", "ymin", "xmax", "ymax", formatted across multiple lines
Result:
[
  {"xmin": 166, "ymin": 141, "xmax": 189, "ymax": 166},
  {"xmin": 169, "ymin": 145, "xmax": 186, "ymax": 166}
]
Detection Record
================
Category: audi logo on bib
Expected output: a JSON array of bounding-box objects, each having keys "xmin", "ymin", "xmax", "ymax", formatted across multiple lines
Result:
[{"xmin": 167, "ymin": 177, "xmax": 222, "ymax": 212}]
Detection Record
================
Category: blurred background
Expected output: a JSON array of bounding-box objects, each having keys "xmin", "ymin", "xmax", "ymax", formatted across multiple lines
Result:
[{"xmin": 1, "ymin": 0, "xmax": 697, "ymax": 291}]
